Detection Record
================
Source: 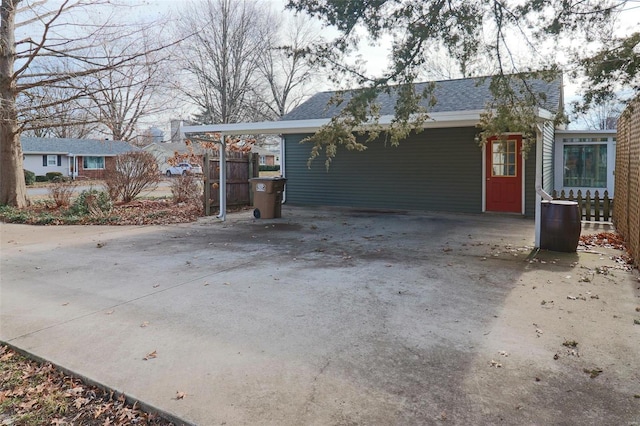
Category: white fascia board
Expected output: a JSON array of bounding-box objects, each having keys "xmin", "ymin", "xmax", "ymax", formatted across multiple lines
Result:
[
  {"xmin": 181, "ymin": 110, "xmax": 486, "ymax": 136},
  {"xmin": 182, "ymin": 119, "xmax": 330, "ymax": 136},
  {"xmin": 24, "ymin": 151, "xmax": 69, "ymax": 155},
  {"xmin": 535, "ymin": 107, "xmax": 554, "ymax": 121},
  {"xmin": 555, "ymin": 129, "xmax": 617, "ymax": 136}
]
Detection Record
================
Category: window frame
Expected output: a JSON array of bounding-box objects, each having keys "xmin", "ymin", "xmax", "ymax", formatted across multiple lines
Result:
[
  {"xmin": 82, "ymin": 156, "xmax": 105, "ymax": 170},
  {"xmin": 491, "ymin": 139, "xmax": 518, "ymax": 177}
]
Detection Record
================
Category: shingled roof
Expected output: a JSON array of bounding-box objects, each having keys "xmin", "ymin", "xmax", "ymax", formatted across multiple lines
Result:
[
  {"xmin": 282, "ymin": 75, "xmax": 563, "ymax": 121},
  {"xmin": 21, "ymin": 137, "xmax": 138, "ymax": 156}
]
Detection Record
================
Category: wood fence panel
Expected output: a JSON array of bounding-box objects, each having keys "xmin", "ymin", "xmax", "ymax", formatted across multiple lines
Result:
[
  {"xmin": 204, "ymin": 152, "xmax": 259, "ymax": 214},
  {"xmin": 613, "ymin": 96, "xmax": 640, "ymax": 268},
  {"xmin": 552, "ymin": 189, "xmax": 614, "ymax": 222}
]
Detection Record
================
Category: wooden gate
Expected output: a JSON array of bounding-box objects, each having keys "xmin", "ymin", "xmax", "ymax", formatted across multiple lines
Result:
[{"xmin": 203, "ymin": 151, "xmax": 259, "ymax": 215}]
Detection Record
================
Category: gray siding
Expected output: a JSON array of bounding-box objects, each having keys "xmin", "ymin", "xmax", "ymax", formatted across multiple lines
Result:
[
  {"xmin": 542, "ymin": 121, "xmax": 554, "ymax": 194},
  {"xmin": 525, "ymin": 143, "xmax": 537, "ymax": 218},
  {"xmin": 284, "ymin": 127, "xmax": 483, "ymax": 213}
]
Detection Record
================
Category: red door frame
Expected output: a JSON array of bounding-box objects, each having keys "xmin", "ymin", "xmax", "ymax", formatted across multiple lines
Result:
[{"xmin": 485, "ymin": 135, "xmax": 523, "ymax": 213}]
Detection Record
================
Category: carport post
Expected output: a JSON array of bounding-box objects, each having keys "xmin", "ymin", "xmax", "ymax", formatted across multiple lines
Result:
[{"xmin": 217, "ymin": 134, "xmax": 227, "ymax": 221}]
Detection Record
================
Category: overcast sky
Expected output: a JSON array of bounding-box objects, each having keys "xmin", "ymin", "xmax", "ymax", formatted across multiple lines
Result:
[{"xmin": 24, "ymin": 0, "xmax": 638, "ymax": 133}]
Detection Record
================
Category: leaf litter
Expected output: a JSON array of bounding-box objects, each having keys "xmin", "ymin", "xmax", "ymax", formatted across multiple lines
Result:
[{"xmin": 0, "ymin": 344, "xmax": 175, "ymax": 425}]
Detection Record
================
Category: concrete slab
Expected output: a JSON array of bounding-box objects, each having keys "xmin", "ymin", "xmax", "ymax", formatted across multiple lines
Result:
[{"xmin": 1, "ymin": 207, "xmax": 639, "ymax": 424}]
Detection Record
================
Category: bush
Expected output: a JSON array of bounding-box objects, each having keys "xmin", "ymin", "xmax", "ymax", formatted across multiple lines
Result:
[
  {"xmin": 45, "ymin": 172, "xmax": 63, "ymax": 181},
  {"xmin": 170, "ymin": 174, "xmax": 202, "ymax": 205},
  {"xmin": 69, "ymin": 189, "xmax": 112, "ymax": 216},
  {"xmin": 24, "ymin": 170, "xmax": 35, "ymax": 186},
  {"xmin": 104, "ymin": 151, "xmax": 161, "ymax": 203},
  {"xmin": 48, "ymin": 179, "xmax": 77, "ymax": 208},
  {"xmin": 35, "ymin": 175, "xmax": 48, "ymax": 182},
  {"xmin": 259, "ymin": 165, "xmax": 280, "ymax": 172}
]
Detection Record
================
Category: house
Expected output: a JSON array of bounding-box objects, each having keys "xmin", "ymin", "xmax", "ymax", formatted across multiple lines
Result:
[
  {"xmin": 21, "ymin": 137, "xmax": 138, "ymax": 179},
  {"xmin": 554, "ymin": 129, "xmax": 616, "ymax": 197},
  {"xmin": 142, "ymin": 141, "xmax": 210, "ymax": 175},
  {"xmin": 181, "ymin": 74, "xmax": 574, "ymax": 245},
  {"xmin": 251, "ymin": 145, "xmax": 278, "ymax": 166}
]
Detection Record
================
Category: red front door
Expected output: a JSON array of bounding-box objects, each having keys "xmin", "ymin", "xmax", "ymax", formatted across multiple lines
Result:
[{"xmin": 485, "ymin": 136, "xmax": 523, "ymax": 213}]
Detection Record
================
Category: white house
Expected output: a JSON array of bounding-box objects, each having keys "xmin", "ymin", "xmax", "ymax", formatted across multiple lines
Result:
[{"xmin": 22, "ymin": 137, "xmax": 138, "ymax": 179}]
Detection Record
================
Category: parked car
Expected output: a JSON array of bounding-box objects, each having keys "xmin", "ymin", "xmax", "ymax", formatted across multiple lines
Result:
[{"xmin": 165, "ymin": 163, "xmax": 202, "ymax": 176}]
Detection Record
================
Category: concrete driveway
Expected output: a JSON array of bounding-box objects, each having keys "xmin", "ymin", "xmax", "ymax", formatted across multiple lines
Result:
[{"xmin": 1, "ymin": 207, "xmax": 638, "ymax": 425}]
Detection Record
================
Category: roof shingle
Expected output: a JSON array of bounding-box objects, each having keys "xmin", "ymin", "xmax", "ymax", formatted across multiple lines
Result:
[
  {"xmin": 282, "ymin": 75, "xmax": 563, "ymax": 121},
  {"xmin": 21, "ymin": 137, "xmax": 138, "ymax": 156}
]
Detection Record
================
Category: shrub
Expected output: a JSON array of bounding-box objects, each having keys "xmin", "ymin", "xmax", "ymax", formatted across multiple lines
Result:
[
  {"xmin": 170, "ymin": 174, "xmax": 202, "ymax": 205},
  {"xmin": 48, "ymin": 179, "xmax": 77, "ymax": 208},
  {"xmin": 69, "ymin": 189, "xmax": 112, "ymax": 216},
  {"xmin": 45, "ymin": 171, "xmax": 63, "ymax": 181},
  {"xmin": 259, "ymin": 165, "xmax": 280, "ymax": 172},
  {"xmin": 35, "ymin": 175, "xmax": 48, "ymax": 182},
  {"xmin": 104, "ymin": 151, "xmax": 161, "ymax": 203},
  {"xmin": 24, "ymin": 170, "xmax": 35, "ymax": 186}
]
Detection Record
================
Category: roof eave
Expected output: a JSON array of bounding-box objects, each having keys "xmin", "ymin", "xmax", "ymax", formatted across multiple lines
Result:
[{"xmin": 181, "ymin": 110, "xmax": 487, "ymax": 136}]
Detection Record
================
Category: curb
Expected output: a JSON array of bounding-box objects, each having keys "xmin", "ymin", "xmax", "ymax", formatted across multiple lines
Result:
[{"xmin": 0, "ymin": 341, "xmax": 196, "ymax": 426}]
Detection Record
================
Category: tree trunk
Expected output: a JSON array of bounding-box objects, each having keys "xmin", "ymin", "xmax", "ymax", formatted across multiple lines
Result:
[{"xmin": 0, "ymin": 0, "xmax": 28, "ymax": 207}]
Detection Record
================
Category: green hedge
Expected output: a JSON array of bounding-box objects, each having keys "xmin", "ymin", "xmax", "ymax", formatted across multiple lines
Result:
[
  {"xmin": 259, "ymin": 165, "xmax": 280, "ymax": 172},
  {"xmin": 35, "ymin": 175, "xmax": 48, "ymax": 182},
  {"xmin": 24, "ymin": 169, "xmax": 35, "ymax": 186},
  {"xmin": 45, "ymin": 172, "xmax": 63, "ymax": 181}
]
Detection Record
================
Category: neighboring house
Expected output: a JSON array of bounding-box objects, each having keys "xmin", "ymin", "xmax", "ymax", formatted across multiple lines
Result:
[
  {"xmin": 21, "ymin": 137, "xmax": 138, "ymax": 179},
  {"xmin": 183, "ymin": 75, "xmax": 563, "ymax": 220},
  {"xmin": 142, "ymin": 141, "xmax": 208, "ymax": 175},
  {"xmin": 251, "ymin": 145, "xmax": 277, "ymax": 166},
  {"xmin": 554, "ymin": 129, "xmax": 616, "ymax": 197}
]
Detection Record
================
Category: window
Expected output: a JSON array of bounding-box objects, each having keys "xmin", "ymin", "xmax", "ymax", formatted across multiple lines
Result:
[
  {"xmin": 563, "ymin": 144, "xmax": 607, "ymax": 187},
  {"xmin": 43, "ymin": 155, "xmax": 61, "ymax": 167},
  {"xmin": 83, "ymin": 156, "xmax": 105, "ymax": 169},
  {"xmin": 492, "ymin": 140, "xmax": 517, "ymax": 177}
]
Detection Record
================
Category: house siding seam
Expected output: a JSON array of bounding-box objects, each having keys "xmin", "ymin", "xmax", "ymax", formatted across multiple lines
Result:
[{"xmin": 284, "ymin": 127, "xmax": 483, "ymax": 213}]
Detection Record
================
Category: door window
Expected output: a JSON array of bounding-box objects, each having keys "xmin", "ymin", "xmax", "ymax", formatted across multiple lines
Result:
[{"xmin": 492, "ymin": 140, "xmax": 517, "ymax": 177}]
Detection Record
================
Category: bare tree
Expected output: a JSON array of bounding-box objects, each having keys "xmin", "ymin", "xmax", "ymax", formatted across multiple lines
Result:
[
  {"xmin": 83, "ymin": 30, "xmax": 174, "ymax": 142},
  {"xmin": 258, "ymin": 14, "xmax": 321, "ymax": 118},
  {"xmin": 175, "ymin": 0, "xmax": 274, "ymax": 124},
  {"xmin": 20, "ymin": 83, "xmax": 98, "ymax": 139},
  {"xmin": 573, "ymin": 97, "xmax": 622, "ymax": 130},
  {"xmin": 0, "ymin": 0, "xmax": 173, "ymax": 207}
]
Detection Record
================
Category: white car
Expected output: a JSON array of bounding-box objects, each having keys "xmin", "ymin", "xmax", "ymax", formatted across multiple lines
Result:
[{"xmin": 165, "ymin": 163, "xmax": 203, "ymax": 176}]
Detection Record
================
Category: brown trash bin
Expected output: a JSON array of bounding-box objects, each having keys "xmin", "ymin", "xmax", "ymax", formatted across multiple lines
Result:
[{"xmin": 250, "ymin": 177, "xmax": 287, "ymax": 219}]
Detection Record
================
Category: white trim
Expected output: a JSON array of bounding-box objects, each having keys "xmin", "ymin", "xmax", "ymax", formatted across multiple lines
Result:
[
  {"xmin": 181, "ymin": 110, "xmax": 489, "ymax": 136},
  {"xmin": 534, "ymin": 128, "xmax": 546, "ymax": 248},
  {"xmin": 481, "ymin": 143, "xmax": 486, "ymax": 212},
  {"xmin": 521, "ymin": 149, "xmax": 526, "ymax": 215}
]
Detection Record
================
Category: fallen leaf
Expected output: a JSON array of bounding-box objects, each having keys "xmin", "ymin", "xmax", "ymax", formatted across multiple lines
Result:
[
  {"xmin": 74, "ymin": 397, "xmax": 89, "ymax": 408},
  {"xmin": 105, "ymin": 310, "xmax": 114, "ymax": 315},
  {"xmin": 175, "ymin": 391, "xmax": 186, "ymax": 400},
  {"xmin": 62, "ymin": 302, "xmax": 69, "ymax": 306},
  {"xmin": 140, "ymin": 321, "xmax": 149, "ymax": 328},
  {"xmin": 153, "ymin": 284, "xmax": 160, "ymax": 288},
  {"xmin": 143, "ymin": 350, "xmax": 157, "ymax": 361}
]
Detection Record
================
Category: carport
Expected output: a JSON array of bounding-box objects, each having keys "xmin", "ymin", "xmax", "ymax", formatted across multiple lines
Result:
[{"xmin": 181, "ymin": 110, "xmax": 552, "ymax": 248}]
